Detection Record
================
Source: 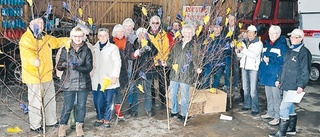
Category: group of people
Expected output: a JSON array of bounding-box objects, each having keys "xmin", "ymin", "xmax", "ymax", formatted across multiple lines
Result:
[
  {"xmin": 235, "ymin": 24, "xmax": 311, "ymax": 137},
  {"xmin": 19, "ymin": 12, "xmax": 311, "ymax": 137}
]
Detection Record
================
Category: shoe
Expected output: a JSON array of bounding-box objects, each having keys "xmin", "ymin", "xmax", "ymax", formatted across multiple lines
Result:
[
  {"xmin": 241, "ymin": 107, "xmax": 250, "ymax": 111},
  {"xmin": 251, "ymin": 111, "xmax": 259, "ymax": 116},
  {"xmin": 177, "ymin": 114, "xmax": 191, "ymax": 122},
  {"xmin": 30, "ymin": 127, "xmax": 43, "ymax": 134},
  {"xmin": 131, "ymin": 111, "xmax": 138, "ymax": 117},
  {"xmin": 146, "ymin": 111, "xmax": 152, "ymax": 117},
  {"xmin": 169, "ymin": 112, "xmax": 178, "ymax": 118},
  {"xmin": 46, "ymin": 122, "xmax": 59, "ymax": 127},
  {"xmin": 93, "ymin": 120, "xmax": 104, "ymax": 127},
  {"xmin": 103, "ymin": 120, "xmax": 111, "ymax": 128},
  {"xmin": 268, "ymin": 118, "xmax": 280, "ymax": 126},
  {"xmin": 114, "ymin": 104, "xmax": 124, "ymax": 119},
  {"xmin": 75, "ymin": 122, "xmax": 84, "ymax": 137},
  {"xmin": 58, "ymin": 125, "xmax": 67, "ymax": 137},
  {"xmin": 261, "ymin": 114, "xmax": 273, "ymax": 119}
]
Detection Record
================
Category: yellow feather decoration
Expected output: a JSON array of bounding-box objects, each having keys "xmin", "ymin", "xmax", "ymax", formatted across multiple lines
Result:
[
  {"xmin": 142, "ymin": 7, "xmax": 148, "ymax": 16},
  {"xmin": 141, "ymin": 39, "xmax": 148, "ymax": 48},
  {"xmin": 137, "ymin": 84, "xmax": 144, "ymax": 93},
  {"xmin": 78, "ymin": 8, "xmax": 83, "ymax": 17},
  {"xmin": 88, "ymin": 18, "xmax": 93, "ymax": 27},
  {"xmin": 209, "ymin": 88, "xmax": 217, "ymax": 94},
  {"xmin": 172, "ymin": 64, "xmax": 178, "ymax": 73},
  {"xmin": 6, "ymin": 126, "xmax": 22, "ymax": 133},
  {"xmin": 203, "ymin": 14, "xmax": 210, "ymax": 25},
  {"xmin": 226, "ymin": 31, "xmax": 233, "ymax": 38},
  {"xmin": 196, "ymin": 25, "xmax": 203, "ymax": 37},
  {"xmin": 101, "ymin": 78, "xmax": 111, "ymax": 91},
  {"xmin": 174, "ymin": 31, "xmax": 181, "ymax": 39},
  {"xmin": 27, "ymin": 0, "xmax": 33, "ymax": 6}
]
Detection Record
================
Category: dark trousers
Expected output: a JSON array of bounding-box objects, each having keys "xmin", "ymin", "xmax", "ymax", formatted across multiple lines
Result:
[
  {"xmin": 93, "ymin": 88, "xmax": 116, "ymax": 121},
  {"xmin": 151, "ymin": 66, "xmax": 170, "ymax": 105}
]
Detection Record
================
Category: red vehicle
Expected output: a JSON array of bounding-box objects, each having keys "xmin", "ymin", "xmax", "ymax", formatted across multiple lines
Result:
[{"xmin": 237, "ymin": 0, "xmax": 298, "ymax": 42}]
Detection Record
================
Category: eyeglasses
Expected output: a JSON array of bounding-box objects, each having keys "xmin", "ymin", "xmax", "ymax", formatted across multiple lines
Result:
[
  {"xmin": 73, "ymin": 35, "xmax": 83, "ymax": 38},
  {"xmin": 152, "ymin": 22, "xmax": 160, "ymax": 25}
]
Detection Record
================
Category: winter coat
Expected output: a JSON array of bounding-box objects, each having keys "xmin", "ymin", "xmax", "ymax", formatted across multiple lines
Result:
[
  {"xmin": 131, "ymin": 38, "xmax": 158, "ymax": 80},
  {"xmin": 238, "ymin": 37, "xmax": 263, "ymax": 71},
  {"xmin": 19, "ymin": 28, "xmax": 69, "ymax": 84},
  {"xmin": 110, "ymin": 37, "xmax": 132, "ymax": 89},
  {"xmin": 223, "ymin": 24, "xmax": 241, "ymax": 40},
  {"xmin": 168, "ymin": 40, "xmax": 201, "ymax": 85},
  {"xmin": 259, "ymin": 36, "xmax": 288, "ymax": 86},
  {"xmin": 148, "ymin": 28, "xmax": 170, "ymax": 66},
  {"xmin": 56, "ymin": 42, "xmax": 93, "ymax": 91},
  {"xmin": 55, "ymin": 41, "xmax": 95, "ymax": 79},
  {"xmin": 278, "ymin": 43, "xmax": 311, "ymax": 90},
  {"xmin": 91, "ymin": 41, "xmax": 121, "ymax": 90},
  {"xmin": 203, "ymin": 34, "xmax": 230, "ymax": 69}
]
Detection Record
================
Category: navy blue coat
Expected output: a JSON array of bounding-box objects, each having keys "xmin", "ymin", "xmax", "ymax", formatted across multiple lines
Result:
[{"xmin": 258, "ymin": 36, "xmax": 288, "ymax": 86}]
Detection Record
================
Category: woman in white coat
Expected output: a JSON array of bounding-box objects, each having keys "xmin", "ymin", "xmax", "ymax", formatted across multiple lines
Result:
[{"xmin": 91, "ymin": 28, "xmax": 121, "ymax": 128}]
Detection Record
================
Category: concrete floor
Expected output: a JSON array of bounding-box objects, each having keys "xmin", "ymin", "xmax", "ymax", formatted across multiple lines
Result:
[{"xmin": 0, "ymin": 82, "xmax": 319, "ymax": 137}]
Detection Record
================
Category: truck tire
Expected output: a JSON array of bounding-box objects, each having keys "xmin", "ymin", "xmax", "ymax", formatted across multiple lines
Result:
[{"xmin": 310, "ymin": 64, "xmax": 320, "ymax": 82}]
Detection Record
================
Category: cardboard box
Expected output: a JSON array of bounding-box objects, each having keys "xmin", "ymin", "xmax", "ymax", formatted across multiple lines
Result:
[
  {"xmin": 167, "ymin": 88, "xmax": 206, "ymax": 116},
  {"xmin": 166, "ymin": 87, "xmax": 227, "ymax": 115},
  {"xmin": 201, "ymin": 89, "xmax": 227, "ymax": 113}
]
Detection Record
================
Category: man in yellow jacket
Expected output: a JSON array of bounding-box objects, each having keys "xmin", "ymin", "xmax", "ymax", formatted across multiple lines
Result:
[
  {"xmin": 147, "ymin": 15, "xmax": 170, "ymax": 108},
  {"xmin": 19, "ymin": 18, "xmax": 68, "ymax": 133}
]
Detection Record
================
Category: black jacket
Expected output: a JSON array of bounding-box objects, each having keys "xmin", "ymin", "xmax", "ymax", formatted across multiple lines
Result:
[
  {"xmin": 57, "ymin": 43, "xmax": 93, "ymax": 91},
  {"xmin": 131, "ymin": 38, "xmax": 158, "ymax": 80},
  {"xmin": 278, "ymin": 43, "xmax": 311, "ymax": 90}
]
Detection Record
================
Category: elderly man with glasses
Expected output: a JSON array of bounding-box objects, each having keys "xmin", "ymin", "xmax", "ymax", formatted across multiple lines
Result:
[
  {"xmin": 269, "ymin": 29, "xmax": 311, "ymax": 137},
  {"xmin": 147, "ymin": 15, "xmax": 170, "ymax": 109}
]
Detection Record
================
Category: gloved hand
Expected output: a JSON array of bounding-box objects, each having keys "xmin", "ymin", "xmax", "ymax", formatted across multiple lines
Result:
[{"xmin": 70, "ymin": 59, "xmax": 79, "ymax": 70}]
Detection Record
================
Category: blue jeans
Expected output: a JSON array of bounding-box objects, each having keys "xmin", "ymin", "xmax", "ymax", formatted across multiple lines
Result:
[
  {"xmin": 241, "ymin": 69, "xmax": 259, "ymax": 112},
  {"xmin": 170, "ymin": 81, "xmax": 190, "ymax": 116},
  {"xmin": 93, "ymin": 88, "xmax": 116, "ymax": 121},
  {"xmin": 131, "ymin": 79, "xmax": 152, "ymax": 112},
  {"xmin": 224, "ymin": 57, "xmax": 231, "ymax": 86},
  {"xmin": 60, "ymin": 91, "xmax": 89, "ymax": 124},
  {"xmin": 127, "ymin": 83, "xmax": 134, "ymax": 104},
  {"xmin": 279, "ymin": 90, "xmax": 296, "ymax": 120},
  {"xmin": 202, "ymin": 65, "xmax": 223, "ymax": 89}
]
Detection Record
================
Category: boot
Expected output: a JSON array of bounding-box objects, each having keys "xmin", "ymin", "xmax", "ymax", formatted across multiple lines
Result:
[
  {"xmin": 58, "ymin": 125, "xmax": 67, "ymax": 137},
  {"xmin": 69, "ymin": 105, "xmax": 76, "ymax": 129},
  {"xmin": 269, "ymin": 119, "xmax": 289, "ymax": 137},
  {"xmin": 114, "ymin": 104, "xmax": 124, "ymax": 118},
  {"xmin": 287, "ymin": 115, "xmax": 297, "ymax": 135},
  {"xmin": 75, "ymin": 122, "xmax": 84, "ymax": 137}
]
